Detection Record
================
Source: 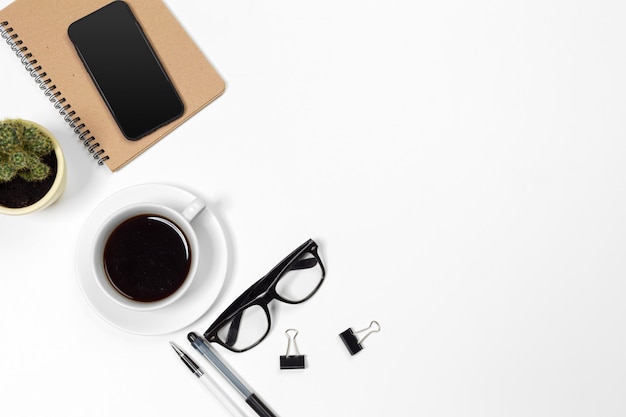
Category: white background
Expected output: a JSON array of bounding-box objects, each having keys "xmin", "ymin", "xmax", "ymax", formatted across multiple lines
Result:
[{"xmin": 1, "ymin": 0, "xmax": 626, "ymax": 416}]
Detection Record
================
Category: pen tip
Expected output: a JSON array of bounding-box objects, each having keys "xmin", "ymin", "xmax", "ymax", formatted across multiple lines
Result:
[{"xmin": 170, "ymin": 341, "xmax": 182, "ymax": 355}]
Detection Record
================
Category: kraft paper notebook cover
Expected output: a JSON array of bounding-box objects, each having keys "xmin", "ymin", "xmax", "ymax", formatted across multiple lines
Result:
[{"xmin": 0, "ymin": 0, "xmax": 225, "ymax": 171}]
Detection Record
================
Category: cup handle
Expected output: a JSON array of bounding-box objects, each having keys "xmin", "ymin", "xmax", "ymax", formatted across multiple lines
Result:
[{"xmin": 182, "ymin": 198, "xmax": 206, "ymax": 222}]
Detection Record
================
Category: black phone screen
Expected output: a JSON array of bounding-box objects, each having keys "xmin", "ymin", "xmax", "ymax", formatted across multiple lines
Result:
[{"xmin": 68, "ymin": 1, "xmax": 184, "ymax": 141}]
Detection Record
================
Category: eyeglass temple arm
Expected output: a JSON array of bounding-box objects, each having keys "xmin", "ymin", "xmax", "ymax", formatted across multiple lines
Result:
[
  {"xmin": 257, "ymin": 238, "xmax": 317, "ymax": 278},
  {"xmin": 225, "ymin": 311, "xmax": 243, "ymax": 346},
  {"xmin": 291, "ymin": 257, "xmax": 318, "ymax": 270}
]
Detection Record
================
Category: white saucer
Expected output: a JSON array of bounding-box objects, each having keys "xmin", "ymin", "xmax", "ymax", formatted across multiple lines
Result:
[{"xmin": 75, "ymin": 183, "xmax": 229, "ymax": 335}]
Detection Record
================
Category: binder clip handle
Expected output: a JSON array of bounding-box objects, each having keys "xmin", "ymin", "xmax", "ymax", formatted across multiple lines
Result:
[
  {"xmin": 339, "ymin": 320, "xmax": 380, "ymax": 355},
  {"xmin": 280, "ymin": 329, "xmax": 306, "ymax": 370}
]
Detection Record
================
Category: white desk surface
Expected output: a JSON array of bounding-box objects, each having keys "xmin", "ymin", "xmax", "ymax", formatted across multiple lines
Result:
[{"xmin": 2, "ymin": 1, "xmax": 626, "ymax": 416}]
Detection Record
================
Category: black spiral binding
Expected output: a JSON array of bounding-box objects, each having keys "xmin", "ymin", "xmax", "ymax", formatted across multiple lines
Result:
[{"xmin": 0, "ymin": 20, "xmax": 108, "ymax": 165}]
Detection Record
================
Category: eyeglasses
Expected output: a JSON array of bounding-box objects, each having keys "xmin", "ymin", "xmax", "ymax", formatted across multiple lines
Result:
[{"xmin": 203, "ymin": 239, "xmax": 325, "ymax": 352}]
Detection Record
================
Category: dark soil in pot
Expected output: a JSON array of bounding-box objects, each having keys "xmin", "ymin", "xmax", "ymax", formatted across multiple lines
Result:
[{"xmin": 0, "ymin": 152, "xmax": 58, "ymax": 209}]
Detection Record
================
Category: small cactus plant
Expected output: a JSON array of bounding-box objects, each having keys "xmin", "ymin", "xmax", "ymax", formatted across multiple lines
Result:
[{"xmin": 0, "ymin": 119, "xmax": 54, "ymax": 182}]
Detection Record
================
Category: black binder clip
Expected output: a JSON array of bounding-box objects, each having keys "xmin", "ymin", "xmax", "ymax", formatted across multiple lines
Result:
[
  {"xmin": 280, "ymin": 329, "xmax": 306, "ymax": 370},
  {"xmin": 339, "ymin": 320, "xmax": 380, "ymax": 355}
]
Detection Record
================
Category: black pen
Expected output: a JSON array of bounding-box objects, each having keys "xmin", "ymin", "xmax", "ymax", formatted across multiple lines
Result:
[
  {"xmin": 170, "ymin": 342, "xmax": 248, "ymax": 417},
  {"xmin": 188, "ymin": 332, "xmax": 278, "ymax": 417}
]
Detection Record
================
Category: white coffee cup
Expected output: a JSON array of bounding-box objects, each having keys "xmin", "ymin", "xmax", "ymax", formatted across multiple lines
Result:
[{"xmin": 92, "ymin": 198, "xmax": 205, "ymax": 311}]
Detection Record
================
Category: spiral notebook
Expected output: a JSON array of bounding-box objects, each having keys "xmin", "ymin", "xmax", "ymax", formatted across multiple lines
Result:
[{"xmin": 0, "ymin": 0, "xmax": 224, "ymax": 171}]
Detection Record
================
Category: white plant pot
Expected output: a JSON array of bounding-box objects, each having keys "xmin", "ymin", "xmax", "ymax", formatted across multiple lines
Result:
[{"xmin": 0, "ymin": 121, "xmax": 67, "ymax": 215}]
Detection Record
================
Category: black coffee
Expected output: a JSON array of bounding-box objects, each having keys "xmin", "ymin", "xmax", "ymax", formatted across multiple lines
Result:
[{"xmin": 103, "ymin": 214, "xmax": 192, "ymax": 302}]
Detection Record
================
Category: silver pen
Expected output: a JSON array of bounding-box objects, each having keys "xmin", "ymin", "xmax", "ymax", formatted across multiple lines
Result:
[
  {"xmin": 187, "ymin": 332, "xmax": 277, "ymax": 417},
  {"xmin": 170, "ymin": 342, "xmax": 249, "ymax": 417}
]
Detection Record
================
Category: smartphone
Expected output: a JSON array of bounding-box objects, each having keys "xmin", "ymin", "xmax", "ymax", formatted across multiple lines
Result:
[{"xmin": 68, "ymin": 1, "xmax": 184, "ymax": 141}]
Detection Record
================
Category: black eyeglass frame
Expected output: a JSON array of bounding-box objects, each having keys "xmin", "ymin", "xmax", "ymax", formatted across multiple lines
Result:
[{"xmin": 203, "ymin": 239, "xmax": 325, "ymax": 352}]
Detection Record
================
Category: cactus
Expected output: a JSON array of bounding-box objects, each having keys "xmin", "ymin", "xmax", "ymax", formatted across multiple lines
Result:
[{"xmin": 0, "ymin": 119, "xmax": 53, "ymax": 182}]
